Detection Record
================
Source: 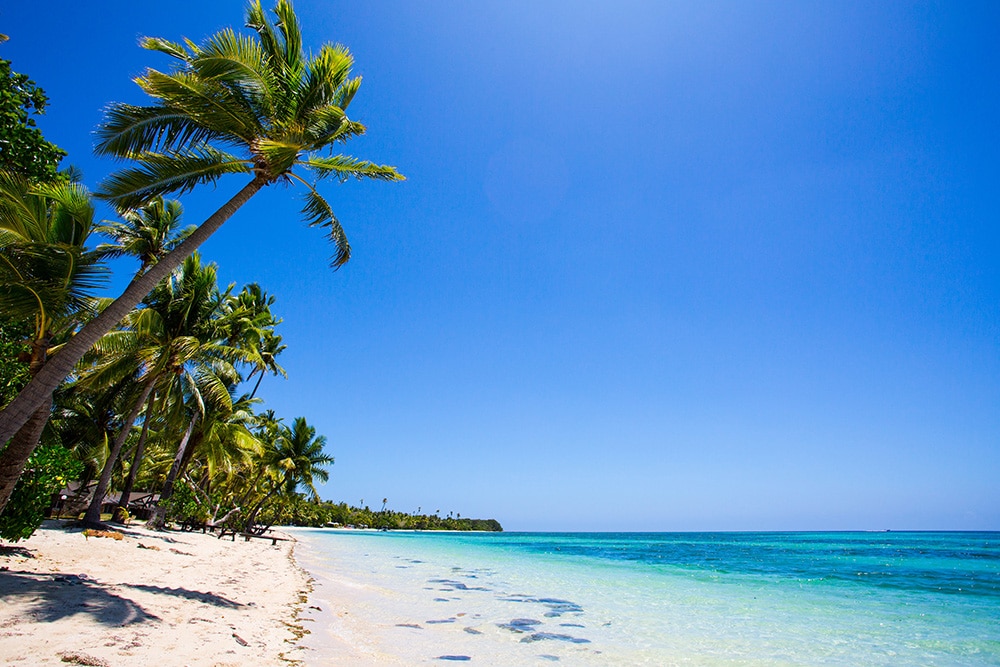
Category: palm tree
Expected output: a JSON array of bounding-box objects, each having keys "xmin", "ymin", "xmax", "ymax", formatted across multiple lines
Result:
[
  {"xmin": 80, "ymin": 253, "xmax": 247, "ymax": 525},
  {"xmin": 0, "ymin": 0, "xmax": 402, "ymax": 458},
  {"xmin": 96, "ymin": 197, "xmax": 193, "ymax": 275},
  {"xmin": 90, "ymin": 197, "xmax": 192, "ymax": 523},
  {"xmin": 0, "ymin": 173, "xmax": 106, "ymax": 513},
  {"xmin": 145, "ymin": 357, "xmax": 246, "ymax": 530},
  {"xmin": 276, "ymin": 417, "xmax": 333, "ymax": 499},
  {"xmin": 218, "ymin": 283, "xmax": 286, "ymax": 398},
  {"xmin": 242, "ymin": 415, "xmax": 332, "ymax": 531}
]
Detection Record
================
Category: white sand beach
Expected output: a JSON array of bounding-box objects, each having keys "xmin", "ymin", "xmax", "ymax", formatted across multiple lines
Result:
[{"xmin": 0, "ymin": 522, "xmax": 309, "ymax": 666}]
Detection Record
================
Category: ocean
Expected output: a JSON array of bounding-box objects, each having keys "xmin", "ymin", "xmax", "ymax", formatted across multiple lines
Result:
[{"xmin": 292, "ymin": 530, "xmax": 1000, "ymax": 665}]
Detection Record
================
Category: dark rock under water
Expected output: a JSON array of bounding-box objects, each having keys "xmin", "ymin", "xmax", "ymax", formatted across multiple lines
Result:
[{"xmin": 520, "ymin": 632, "xmax": 591, "ymax": 644}]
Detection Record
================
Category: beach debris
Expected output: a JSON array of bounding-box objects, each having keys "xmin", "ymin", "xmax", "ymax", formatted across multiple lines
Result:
[
  {"xmin": 435, "ymin": 656, "xmax": 471, "ymax": 662},
  {"xmin": 426, "ymin": 618, "xmax": 456, "ymax": 624},
  {"xmin": 59, "ymin": 653, "xmax": 109, "ymax": 666},
  {"xmin": 137, "ymin": 543, "xmax": 160, "ymax": 551},
  {"xmin": 168, "ymin": 548, "xmax": 194, "ymax": 556},
  {"xmin": 308, "ymin": 605, "xmax": 322, "ymax": 611},
  {"xmin": 232, "ymin": 633, "xmax": 249, "ymax": 646},
  {"xmin": 82, "ymin": 529, "xmax": 124, "ymax": 541},
  {"xmin": 396, "ymin": 623, "xmax": 423, "ymax": 629},
  {"xmin": 463, "ymin": 627, "xmax": 483, "ymax": 635}
]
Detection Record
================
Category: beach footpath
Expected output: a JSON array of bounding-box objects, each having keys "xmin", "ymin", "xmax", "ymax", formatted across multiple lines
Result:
[{"xmin": 0, "ymin": 521, "xmax": 310, "ymax": 666}]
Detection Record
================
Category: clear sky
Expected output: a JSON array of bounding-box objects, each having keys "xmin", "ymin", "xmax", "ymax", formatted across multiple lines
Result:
[{"xmin": 2, "ymin": 1, "xmax": 997, "ymax": 531}]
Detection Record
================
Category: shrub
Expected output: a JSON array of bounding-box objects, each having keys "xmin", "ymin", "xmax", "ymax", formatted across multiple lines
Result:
[{"xmin": 0, "ymin": 441, "xmax": 82, "ymax": 541}]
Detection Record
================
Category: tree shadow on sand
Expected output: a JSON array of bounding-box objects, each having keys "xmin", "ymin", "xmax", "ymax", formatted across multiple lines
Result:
[
  {"xmin": 122, "ymin": 583, "xmax": 243, "ymax": 608},
  {"xmin": 0, "ymin": 571, "xmax": 159, "ymax": 626},
  {"xmin": 0, "ymin": 571, "xmax": 245, "ymax": 626}
]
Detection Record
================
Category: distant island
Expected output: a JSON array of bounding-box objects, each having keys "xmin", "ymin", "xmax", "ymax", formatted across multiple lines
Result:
[{"xmin": 267, "ymin": 500, "xmax": 503, "ymax": 532}]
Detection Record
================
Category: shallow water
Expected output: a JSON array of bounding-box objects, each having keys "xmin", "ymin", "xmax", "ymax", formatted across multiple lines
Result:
[{"xmin": 293, "ymin": 530, "xmax": 1000, "ymax": 665}]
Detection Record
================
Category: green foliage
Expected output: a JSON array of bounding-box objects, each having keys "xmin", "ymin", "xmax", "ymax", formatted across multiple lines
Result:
[
  {"xmin": 0, "ymin": 318, "xmax": 31, "ymax": 407},
  {"xmin": 160, "ymin": 481, "xmax": 209, "ymax": 523},
  {"xmin": 94, "ymin": 0, "xmax": 403, "ymax": 265},
  {"xmin": 259, "ymin": 497, "xmax": 503, "ymax": 532},
  {"xmin": 0, "ymin": 59, "xmax": 66, "ymax": 182},
  {"xmin": 0, "ymin": 440, "xmax": 82, "ymax": 541}
]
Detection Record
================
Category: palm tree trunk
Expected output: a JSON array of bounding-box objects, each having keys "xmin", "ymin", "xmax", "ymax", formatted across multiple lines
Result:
[
  {"xmin": 146, "ymin": 408, "xmax": 199, "ymax": 530},
  {"xmin": 248, "ymin": 371, "xmax": 265, "ymax": 399},
  {"xmin": 0, "ymin": 176, "xmax": 267, "ymax": 449},
  {"xmin": 0, "ymin": 397, "xmax": 52, "ymax": 514},
  {"xmin": 112, "ymin": 391, "xmax": 156, "ymax": 523},
  {"xmin": 177, "ymin": 430, "xmax": 203, "ymax": 481},
  {"xmin": 0, "ymin": 338, "xmax": 51, "ymax": 514},
  {"xmin": 242, "ymin": 479, "xmax": 280, "ymax": 533},
  {"xmin": 83, "ymin": 374, "xmax": 158, "ymax": 526}
]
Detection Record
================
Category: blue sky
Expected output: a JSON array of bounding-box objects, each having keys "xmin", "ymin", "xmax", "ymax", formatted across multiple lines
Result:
[{"xmin": 3, "ymin": 1, "xmax": 997, "ymax": 531}]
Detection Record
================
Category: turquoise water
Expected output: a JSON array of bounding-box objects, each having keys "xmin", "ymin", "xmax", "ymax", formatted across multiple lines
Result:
[{"xmin": 294, "ymin": 530, "xmax": 1000, "ymax": 665}]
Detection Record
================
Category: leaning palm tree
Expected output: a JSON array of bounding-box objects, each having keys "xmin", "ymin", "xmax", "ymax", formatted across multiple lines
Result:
[
  {"xmin": 0, "ymin": 0, "xmax": 402, "ymax": 454},
  {"xmin": 0, "ymin": 173, "xmax": 106, "ymax": 513}
]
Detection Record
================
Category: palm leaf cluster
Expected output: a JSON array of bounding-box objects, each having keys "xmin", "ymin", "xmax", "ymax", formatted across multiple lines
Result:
[
  {"xmin": 97, "ymin": 0, "xmax": 403, "ymax": 267},
  {"xmin": 0, "ymin": 173, "xmax": 106, "ymax": 339}
]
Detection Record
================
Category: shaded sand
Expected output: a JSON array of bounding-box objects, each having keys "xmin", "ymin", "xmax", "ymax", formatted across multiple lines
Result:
[{"xmin": 0, "ymin": 521, "xmax": 309, "ymax": 666}]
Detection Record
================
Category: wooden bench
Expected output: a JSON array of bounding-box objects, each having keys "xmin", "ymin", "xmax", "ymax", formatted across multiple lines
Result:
[
  {"xmin": 238, "ymin": 531, "xmax": 288, "ymax": 545},
  {"xmin": 216, "ymin": 529, "xmax": 288, "ymax": 545}
]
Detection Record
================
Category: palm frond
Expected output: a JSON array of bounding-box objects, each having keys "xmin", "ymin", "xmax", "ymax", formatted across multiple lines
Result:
[
  {"xmin": 302, "ymin": 106, "xmax": 366, "ymax": 146},
  {"xmin": 97, "ymin": 147, "xmax": 251, "ymax": 209},
  {"xmin": 272, "ymin": 0, "xmax": 303, "ymax": 71},
  {"xmin": 291, "ymin": 176, "xmax": 351, "ymax": 267},
  {"xmin": 295, "ymin": 44, "xmax": 354, "ymax": 119},
  {"xmin": 256, "ymin": 138, "xmax": 301, "ymax": 173},
  {"xmin": 96, "ymin": 103, "xmax": 224, "ymax": 158},
  {"xmin": 141, "ymin": 36, "xmax": 194, "ymax": 61},
  {"xmin": 303, "ymin": 154, "xmax": 404, "ymax": 183},
  {"xmin": 138, "ymin": 70, "xmax": 262, "ymax": 143},
  {"xmin": 192, "ymin": 28, "xmax": 274, "ymax": 95},
  {"xmin": 0, "ymin": 171, "xmax": 49, "ymax": 239}
]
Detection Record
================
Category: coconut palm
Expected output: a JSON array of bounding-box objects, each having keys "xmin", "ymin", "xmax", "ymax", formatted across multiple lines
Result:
[
  {"xmin": 241, "ymin": 415, "xmax": 332, "ymax": 531},
  {"xmin": 0, "ymin": 0, "xmax": 402, "ymax": 458},
  {"xmin": 145, "ymin": 355, "xmax": 247, "ymax": 530},
  {"xmin": 274, "ymin": 416, "xmax": 333, "ymax": 499},
  {"xmin": 218, "ymin": 283, "xmax": 286, "ymax": 398},
  {"xmin": 0, "ymin": 173, "xmax": 106, "ymax": 513},
  {"xmin": 80, "ymin": 253, "xmax": 247, "ymax": 525},
  {"xmin": 96, "ymin": 197, "xmax": 193, "ymax": 275}
]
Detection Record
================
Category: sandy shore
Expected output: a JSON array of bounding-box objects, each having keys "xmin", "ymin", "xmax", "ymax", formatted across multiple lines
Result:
[{"xmin": 0, "ymin": 521, "xmax": 310, "ymax": 666}]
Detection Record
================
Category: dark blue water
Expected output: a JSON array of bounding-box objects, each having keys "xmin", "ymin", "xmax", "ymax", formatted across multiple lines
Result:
[{"xmin": 492, "ymin": 531, "xmax": 1000, "ymax": 598}]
